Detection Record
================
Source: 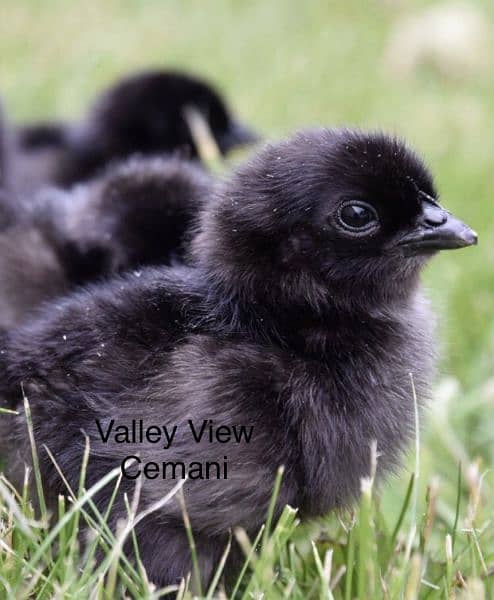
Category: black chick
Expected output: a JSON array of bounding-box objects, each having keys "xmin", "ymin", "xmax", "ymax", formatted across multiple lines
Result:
[
  {"xmin": 10, "ymin": 69, "xmax": 258, "ymax": 196},
  {"xmin": 34, "ymin": 155, "xmax": 213, "ymax": 282},
  {"xmin": 0, "ymin": 156, "xmax": 212, "ymax": 329},
  {"xmin": 0, "ymin": 129, "xmax": 477, "ymax": 588}
]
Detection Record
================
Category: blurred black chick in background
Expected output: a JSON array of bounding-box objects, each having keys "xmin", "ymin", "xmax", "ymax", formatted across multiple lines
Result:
[
  {"xmin": 33, "ymin": 156, "xmax": 212, "ymax": 283},
  {"xmin": 0, "ymin": 128, "xmax": 477, "ymax": 588},
  {"xmin": 8, "ymin": 69, "xmax": 258, "ymax": 197},
  {"xmin": 0, "ymin": 156, "xmax": 212, "ymax": 329}
]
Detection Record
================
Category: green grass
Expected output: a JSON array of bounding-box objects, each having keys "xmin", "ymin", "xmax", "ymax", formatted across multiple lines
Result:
[{"xmin": 1, "ymin": 0, "xmax": 494, "ymax": 597}]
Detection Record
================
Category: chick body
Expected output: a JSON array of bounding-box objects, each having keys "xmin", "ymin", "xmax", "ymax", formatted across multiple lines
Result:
[
  {"xmin": 1, "ymin": 128, "xmax": 477, "ymax": 588},
  {"xmin": 0, "ymin": 156, "xmax": 211, "ymax": 328}
]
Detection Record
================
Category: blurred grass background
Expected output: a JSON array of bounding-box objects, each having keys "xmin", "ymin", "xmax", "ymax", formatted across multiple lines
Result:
[{"xmin": 1, "ymin": 0, "xmax": 493, "ymax": 563}]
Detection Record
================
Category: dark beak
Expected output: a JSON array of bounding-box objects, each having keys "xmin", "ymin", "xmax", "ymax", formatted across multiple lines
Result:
[
  {"xmin": 398, "ymin": 202, "xmax": 478, "ymax": 254},
  {"xmin": 217, "ymin": 120, "xmax": 261, "ymax": 153}
]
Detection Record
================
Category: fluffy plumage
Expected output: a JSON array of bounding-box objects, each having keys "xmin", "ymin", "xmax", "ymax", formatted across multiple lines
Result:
[
  {"xmin": 9, "ymin": 70, "xmax": 258, "ymax": 196},
  {"xmin": 0, "ymin": 156, "xmax": 212, "ymax": 328},
  {"xmin": 34, "ymin": 155, "xmax": 213, "ymax": 282},
  {"xmin": 0, "ymin": 128, "xmax": 476, "ymax": 588}
]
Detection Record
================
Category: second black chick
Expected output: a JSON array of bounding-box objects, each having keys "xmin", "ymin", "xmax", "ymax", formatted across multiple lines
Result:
[
  {"xmin": 10, "ymin": 69, "xmax": 258, "ymax": 196},
  {"xmin": 0, "ymin": 129, "xmax": 477, "ymax": 588},
  {"xmin": 0, "ymin": 156, "xmax": 212, "ymax": 328},
  {"xmin": 35, "ymin": 155, "xmax": 213, "ymax": 282}
]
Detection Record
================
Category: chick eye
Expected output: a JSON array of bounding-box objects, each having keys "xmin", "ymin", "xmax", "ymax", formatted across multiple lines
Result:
[{"xmin": 337, "ymin": 201, "xmax": 379, "ymax": 232}]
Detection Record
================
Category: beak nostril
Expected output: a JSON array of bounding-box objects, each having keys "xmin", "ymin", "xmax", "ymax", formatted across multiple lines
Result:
[
  {"xmin": 424, "ymin": 213, "xmax": 447, "ymax": 227},
  {"xmin": 422, "ymin": 205, "xmax": 448, "ymax": 227}
]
